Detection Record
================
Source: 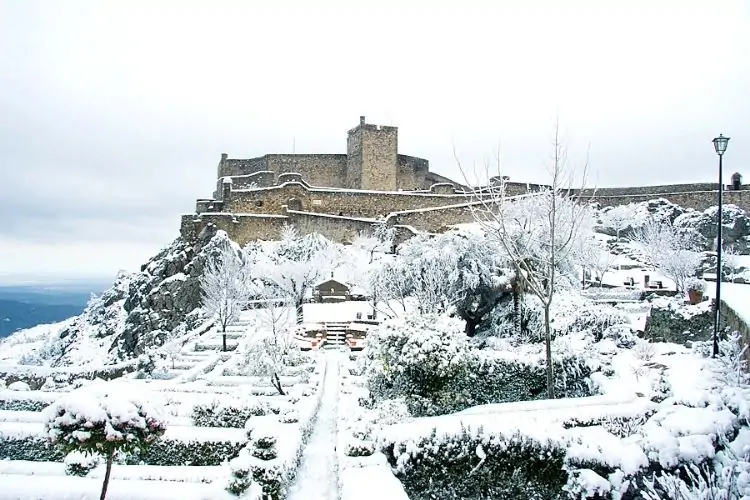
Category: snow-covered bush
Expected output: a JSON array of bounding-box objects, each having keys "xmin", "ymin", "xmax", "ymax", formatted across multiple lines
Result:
[
  {"xmin": 42, "ymin": 385, "xmax": 167, "ymax": 499},
  {"xmin": 0, "ymin": 433, "xmax": 65, "ymax": 461},
  {"xmin": 364, "ymin": 314, "xmax": 470, "ymax": 415},
  {"xmin": 381, "ymin": 424, "xmax": 570, "ymax": 500},
  {"xmin": 8, "ymin": 380, "xmax": 31, "ymax": 391},
  {"xmin": 64, "ymin": 450, "xmax": 100, "ymax": 476},
  {"xmin": 602, "ymin": 324, "xmax": 638, "ymax": 349},
  {"xmin": 192, "ymin": 399, "xmax": 268, "ymax": 428},
  {"xmin": 685, "ymin": 277, "xmax": 706, "ymax": 293},
  {"xmin": 550, "ymin": 297, "xmax": 630, "ymax": 341}
]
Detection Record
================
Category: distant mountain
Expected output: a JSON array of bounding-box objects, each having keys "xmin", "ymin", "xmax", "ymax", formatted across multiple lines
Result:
[{"xmin": 0, "ymin": 282, "xmax": 108, "ymax": 338}]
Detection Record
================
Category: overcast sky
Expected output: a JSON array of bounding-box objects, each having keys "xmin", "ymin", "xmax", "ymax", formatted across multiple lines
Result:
[{"xmin": 1, "ymin": 0, "xmax": 748, "ymax": 284}]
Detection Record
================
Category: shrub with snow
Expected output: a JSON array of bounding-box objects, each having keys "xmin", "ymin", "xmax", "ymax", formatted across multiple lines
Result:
[
  {"xmin": 8, "ymin": 380, "xmax": 31, "ymax": 391},
  {"xmin": 192, "ymin": 399, "xmax": 268, "ymax": 428},
  {"xmin": 364, "ymin": 314, "xmax": 470, "ymax": 415},
  {"xmin": 684, "ymin": 277, "xmax": 706, "ymax": 293},
  {"xmin": 42, "ymin": 384, "xmax": 167, "ymax": 500},
  {"xmin": 64, "ymin": 450, "xmax": 100, "ymax": 476}
]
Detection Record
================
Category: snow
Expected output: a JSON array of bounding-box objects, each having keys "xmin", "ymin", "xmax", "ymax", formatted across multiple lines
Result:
[
  {"xmin": 706, "ymin": 281, "xmax": 750, "ymax": 327},
  {"xmin": 302, "ymin": 302, "xmax": 374, "ymax": 323},
  {"xmin": 7, "ymin": 381, "xmax": 30, "ymax": 391},
  {"xmin": 340, "ymin": 458, "xmax": 410, "ymax": 500},
  {"xmin": 286, "ymin": 350, "xmax": 340, "ymax": 500},
  {"xmin": 0, "ymin": 474, "xmax": 247, "ymax": 500}
]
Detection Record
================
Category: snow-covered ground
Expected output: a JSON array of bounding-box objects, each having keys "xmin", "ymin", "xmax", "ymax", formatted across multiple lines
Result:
[{"xmin": 286, "ymin": 350, "xmax": 340, "ymax": 500}]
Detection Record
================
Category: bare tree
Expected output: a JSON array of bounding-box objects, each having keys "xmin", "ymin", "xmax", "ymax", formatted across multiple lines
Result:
[
  {"xmin": 634, "ymin": 218, "xmax": 702, "ymax": 293},
  {"xmin": 723, "ymin": 244, "xmax": 741, "ymax": 283},
  {"xmin": 200, "ymin": 244, "xmax": 251, "ymax": 352},
  {"xmin": 600, "ymin": 204, "xmax": 635, "ymax": 241},
  {"xmin": 460, "ymin": 120, "xmax": 591, "ymax": 398},
  {"xmin": 244, "ymin": 282, "xmax": 295, "ymax": 395},
  {"xmin": 250, "ymin": 225, "xmax": 332, "ymax": 324}
]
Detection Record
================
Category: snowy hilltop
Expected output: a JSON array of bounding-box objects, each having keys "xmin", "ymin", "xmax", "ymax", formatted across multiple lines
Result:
[{"xmin": 0, "ymin": 195, "xmax": 749, "ymax": 500}]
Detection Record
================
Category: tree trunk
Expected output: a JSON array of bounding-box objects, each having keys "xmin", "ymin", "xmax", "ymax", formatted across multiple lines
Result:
[
  {"xmin": 544, "ymin": 304, "xmax": 554, "ymax": 399},
  {"xmin": 296, "ymin": 300, "xmax": 304, "ymax": 325},
  {"xmin": 464, "ymin": 318, "xmax": 477, "ymax": 337},
  {"xmin": 513, "ymin": 285, "xmax": 521, "ymax": 336},
  {"xmin": 99, "ymin": 450, "xmax": 114, "ymax": 500},
  {"xmin": 272, "ymin": 372, "xmax": 286, "ymax": 396},
  {"xmin": 222, "ymin": 327, "xmax": 227, "ymax": 352}
]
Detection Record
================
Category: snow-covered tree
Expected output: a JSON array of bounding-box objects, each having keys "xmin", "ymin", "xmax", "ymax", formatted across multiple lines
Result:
[
  {"xmin": 635, "ymin": 218, "xmax": 702, "ymax": 292},
  {"xmin": 463, "ymin": 121, "xmax": 591, "ymax": 398},
  {"xmin": 724, "ymin": 244, "xmax": 742, "ymax": 283},
  {"xmin": 600, "ymin": 204, "xmax": 635, "ymax": 241},
  {"xmin": 247, "ymin": 225, "xmax": 333, "ymax": 324},
  {"xmin": 200, "ymin": 243, "xmax": 251, "ymax": 351},
  {"xmin": 242, "ymin": 281, "xmax": 296, "ymax": 395},
  {"xmin": 369, "ymin": 232, "xmax": 509, "ymax": 334},
  {"xmin": 43, "ymin": 385, "xmax": 167, "ymax": 500}
]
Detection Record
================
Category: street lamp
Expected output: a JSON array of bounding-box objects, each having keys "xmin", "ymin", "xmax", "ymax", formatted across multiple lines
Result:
[{"xmin": 712, "ymin": 134, "xmax": 730, "ymax": 358}]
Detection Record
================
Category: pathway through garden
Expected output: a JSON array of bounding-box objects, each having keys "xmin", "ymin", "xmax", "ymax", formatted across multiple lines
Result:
[{"xmin": 287, "ymin": 349, "xmax": 341, "ymax": 500}]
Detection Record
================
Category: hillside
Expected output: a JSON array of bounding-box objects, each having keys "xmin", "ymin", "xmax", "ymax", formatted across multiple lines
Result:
[{"xmin": 0, "ymin": 284, "xmax": 108, "ymax": 338}]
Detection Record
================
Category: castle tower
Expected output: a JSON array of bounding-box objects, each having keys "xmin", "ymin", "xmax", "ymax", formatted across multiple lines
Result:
[{"xmin": 346, "ymin": 116, "xmax": 398, "ymax": 191}]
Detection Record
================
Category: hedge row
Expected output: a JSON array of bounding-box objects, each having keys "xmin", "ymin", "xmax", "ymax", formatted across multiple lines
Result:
[
  {"xmin": 0, "ymin": 433, "xmax": 244, "ymax": 466},
  {"xmin": 381, "ymin": 427, "xmax": 570, "ymax": 500}
]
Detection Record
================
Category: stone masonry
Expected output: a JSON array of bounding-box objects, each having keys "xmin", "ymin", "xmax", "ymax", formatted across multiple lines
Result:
[{"xmin": 182, "ymin": 117, "xmax": 748, "ymax": 246}]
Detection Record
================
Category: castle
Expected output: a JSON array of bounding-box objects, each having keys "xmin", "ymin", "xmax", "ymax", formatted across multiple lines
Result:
[{"xmin": 181, "ymin": 117, "xmax": 748, "ymax": 245}]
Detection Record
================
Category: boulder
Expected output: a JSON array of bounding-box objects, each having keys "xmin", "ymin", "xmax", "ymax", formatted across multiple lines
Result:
[{"xmin": 643, "ymin": 297, "xmax": 715, "ymax": 344}]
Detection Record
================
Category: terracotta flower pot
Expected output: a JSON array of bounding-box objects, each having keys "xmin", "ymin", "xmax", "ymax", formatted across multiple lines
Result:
[{"xmin": 687, "ymin": 289, "xmax": 703, "ymax": 305}]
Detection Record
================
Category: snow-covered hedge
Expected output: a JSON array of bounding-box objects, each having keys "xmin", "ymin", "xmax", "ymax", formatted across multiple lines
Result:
[
  {"xmin": 0, "ymin": 389, "xmax": 59, "ymax": 411},
  {"xmin": 0, "ymin": 432, "xmax": 65, "ymax": 461},
  {"xmin": 227, "ymin": 357, "xmax": 326, "ymax": 499},
  {"xmin": 364, "ymin": 315, "xmax": 594, "ymax": 416},
  {"xmin": 191, "ymin": 399, "xmax": 269, "ymax": 428},
  {"xmin": 0, "ymin": 426, "xmax": 246, "ymax": 466}
]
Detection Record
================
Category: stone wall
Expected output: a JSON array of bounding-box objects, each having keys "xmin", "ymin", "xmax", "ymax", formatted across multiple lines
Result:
[
  {"xmin": 285, "ymin": 209, "xmax": 375, "ymax": 243},
  {"xmin": 346, "ymin": 125, "xmax": 363, "ymax": 189},
  {"xmin": 397, "ymin": 155, "xmax": 429, "ymax": 191},
  {"xmin": 181, "ymin": 213, "xmax": 289, "ymax": 246},
  {"xmin": 217, "ymin": 154, "xmax": 268, "ymax": 178},
  {"xmin": 385, "ymin": 202, "xmax": 480, "ymax": 233},
  {"xmin": 226, "ymin": 182, "xmax": 473, "ymax": 219},
  {"xmin": 266, "ymin": 154, "xmax": 348, "ymax": 187},
  {"xmin": 591, "ymin": 190, "xmax": 750, "ymax": 211},
  {"xmin": 720, "ymin": 299, "xmax": 750, "ymax": 373},
  {"xmin": 501, "ymin": 180, "xmax": 750, "ymax": 211},
  {"xmin": 361, "ymin": 125, "xmax": 398, "ymax": 191}
]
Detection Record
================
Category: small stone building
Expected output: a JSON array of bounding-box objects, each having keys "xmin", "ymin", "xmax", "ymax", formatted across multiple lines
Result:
[{"xmin": 313, "ymin": 278, "xmax": 351, "ymax": 303}]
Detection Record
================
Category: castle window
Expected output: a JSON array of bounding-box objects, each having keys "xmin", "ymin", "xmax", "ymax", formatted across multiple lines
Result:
[{"xmin": 255, "ymin": 200, "xmax": 263, "ymax": 207}]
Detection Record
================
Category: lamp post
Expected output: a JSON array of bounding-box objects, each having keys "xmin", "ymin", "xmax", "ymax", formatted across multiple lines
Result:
[{"xmin": 712, "ymin": 134, "xmax": 730, "ymax": 358}]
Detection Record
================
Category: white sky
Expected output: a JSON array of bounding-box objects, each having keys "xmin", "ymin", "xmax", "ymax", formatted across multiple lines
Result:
[{"xmin": 0, "ymin": 0, "xmax": 748, "ymax": 284}]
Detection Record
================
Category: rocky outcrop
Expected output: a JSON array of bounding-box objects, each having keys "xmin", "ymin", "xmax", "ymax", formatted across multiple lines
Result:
[
  {"xmin": 674, "ymin": 204, "xmax": 750, "ymax": 253},
  {"xmin": 110, "ymin": 224, "xmax": 233, "ymax": 359},
  {"xmin": 643, "ymin": 296, "xmax": 715, "ymax": 345}
]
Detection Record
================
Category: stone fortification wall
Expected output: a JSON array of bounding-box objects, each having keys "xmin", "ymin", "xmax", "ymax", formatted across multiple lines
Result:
[
  {"xmin": 385, "ymin": 202, "xmax": 479, "ymax": 233},
  {"xmin": 591, "ymin": 190, "xmax": 750, "ymax": 211},
  {"xmin": 397, "ymin": 155, "xmax": 429, "ymax": 190},
  {"xmin": 217, "ymin": 154, "xmax": 348, "ymax": 188},
  {"xmin": 266, "ymin": 154, "xmax": 348, "ymax": 187},
  {"xmin": 501, "ymin": 180, "xmax": 750, "ymax": 211},
  {"xmin": 181, "ymin": 213, "xmax": 288, "ymax": 246},
  {"xmin": 284, "ymin": 209, "xmax": 375, "ymax": 243},
  {"xmin": 225, "ymin": 182, "xmax": 472, "ymax": 219},
  {"xmin": 217, "ymin": 154, "xmax": 268, "ymax": 178},
  {"xmin": 361, "ymin": 125, "xmax": 398, "ymax": 191}
]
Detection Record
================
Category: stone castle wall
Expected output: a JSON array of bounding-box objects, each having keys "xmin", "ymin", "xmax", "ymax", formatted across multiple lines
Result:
[
  {"xmin": 223, "ymin": 182, "xmax": 468, "ymax": 219},
  {"xmin": 502, "ymin": 181, "xmax": 750, "ymax": 211},
  {"xmin": 361, "ymin": 125, "xmax": 398, "ymax": 191}
]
